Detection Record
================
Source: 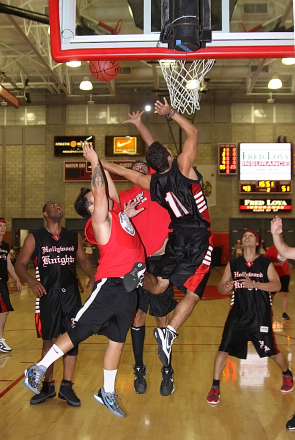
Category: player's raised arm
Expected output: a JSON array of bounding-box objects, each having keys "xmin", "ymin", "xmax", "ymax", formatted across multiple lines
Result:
[
  {"xmin": 122, "ymin": 110, "xmax": 156, "ymax": 146},
  {"xmin": 154, "ymin": 98, "xmax": 198, "ymax": 178},
  {"xmin": 101, "ymin": 160, "xmax": 151, "ymax": 191},
  {"xmin": 271, "ymin": 216, "xmax": 295, "ymax": 259}
]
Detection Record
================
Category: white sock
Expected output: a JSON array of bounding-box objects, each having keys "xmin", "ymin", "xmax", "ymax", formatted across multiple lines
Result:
[
  {"xmin": 37, "ymin": 344, "xmax": 64, "ymax": 370},
  {"xmin": 167, "ymin": 324, "xmax": 177, "ymax": 334},
  {"xmin": 103, "ymin": 369, "xmax": 118, "ymax": 393}
]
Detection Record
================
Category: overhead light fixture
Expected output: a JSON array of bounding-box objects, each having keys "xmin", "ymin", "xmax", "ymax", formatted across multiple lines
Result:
[
  {"xmin": 268, "ymin": 76, "xmax": 282, "ymax": 90},
  {"xmin": 282, "ymin": 58, "xmax": 295, "ymax": 65},
  {"xmin": 186, "ymin": 79, "xmax": 199, "ymax": 90},
  {"xmin": 145, "ymin": 105, "xmax": 151, "ymax": 111},
  {"xmin": 79, "ymin": 76, "xmax": 93, "ymax": 91},
  {"xmin": 66, "ymin": 61, "xmax": 81, "ymax": 68},
  {"xmin": 48, "ymin": 26, "xmax": 50, "ymax": 34}
]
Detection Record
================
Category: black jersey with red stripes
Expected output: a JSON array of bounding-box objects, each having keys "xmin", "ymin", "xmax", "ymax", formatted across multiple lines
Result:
[
  {"xmin": 32, "ymin": 227, "xmax": 78, "ymax": 290},
  {"xmin": 0, "ymin": 241, "xmax": 9, "ymax": 283},
  {"xmin": 150, "ymin": 159, "xmax": 211, "ymax": 229}
]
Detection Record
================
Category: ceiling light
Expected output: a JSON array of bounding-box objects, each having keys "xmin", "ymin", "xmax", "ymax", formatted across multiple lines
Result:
[
  {"xmin": 282, "ymin": 58, "xmax": 295, "ymax": 65},
  {"xmin": 268, "ymin": 76, "xmax": 282, "ymax": 90},
  {"xmin": 48, "ymin": 26, "xmax": 50, "ymax": 34},
  {"xmin": 66, "ymin": 61, "xmax": 81, "ymax": 68},
  {"xmin": 145, "ymin": 105, "xmax": 151, "ymax": 111},
  {"xmin": 79, "ymin": 76, "xmax": 93, "ymax": 91},
  {"xmin": 186, "ymin": 79, "xmax": 199, "ymax": 90}
]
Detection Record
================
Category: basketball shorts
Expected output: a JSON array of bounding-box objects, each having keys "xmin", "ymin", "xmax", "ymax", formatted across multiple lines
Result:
[
  {"xmin": 218, "ymin": 311, "xmax": 279, "ymax": 359},
  {"xmin": 152, "ymin": 226, "xmax": 213, "ymax": 298},
  {"xmin": 279, "ymin": 275, "xmax": 290, "ymax": 293},
  {"xmin": 36, "ymin": 283, "xmax": 81, "ymax": 356},
  {"xmin": 68, "ymin": 277, "xmax": 137, "ymax": 346},
  {"xmin": 138, "ymin": 256, "xmax": 178, "ymax": 317},
  {"xmin": 0, "ymin": 281, "xmax": 14, "ymax": 313}
]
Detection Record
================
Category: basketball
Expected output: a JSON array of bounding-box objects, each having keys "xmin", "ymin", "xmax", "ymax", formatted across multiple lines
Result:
[{"xmin": 89, "ymin": 60, "xmax": 121, "ymax": 82}]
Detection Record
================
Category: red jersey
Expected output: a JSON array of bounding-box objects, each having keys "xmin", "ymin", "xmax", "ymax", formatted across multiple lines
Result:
[
  {"xmin": 265, "ymin": 245, "xmax": 290, "ymax": 277},
  {"xmin": 119, "ymin": 185, "xmax": 171, "ymax": 257},
  {"xmin": 85, "ymin": 200, "xmax": 145, "ymax": 281}
]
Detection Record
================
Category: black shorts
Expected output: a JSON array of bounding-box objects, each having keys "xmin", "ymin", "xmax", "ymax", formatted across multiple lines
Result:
[
  {"xmin": 0, "ymin": 281, "xmax": 14, "ymax": 313},
  {"xmin": 68, "ymin": 277, "xmax": 137, "ymax": 346},
  {"xmin": 36, "ymin": 283, "xmax": 81, "ymax": 342},
  {"xmin": 218, "ymin": 312, "xmax": 279, "ymax": 359},
  {"xmin": 138, "ymin": 256, "xmax": 178, "ymax": 317},
  {"xmin": 152, "ymin": 227, "xmax": 213, "ymax": 297},
  {"xmin": 280, "ymin": 275, "xmax": 290, "ymax": 292}
]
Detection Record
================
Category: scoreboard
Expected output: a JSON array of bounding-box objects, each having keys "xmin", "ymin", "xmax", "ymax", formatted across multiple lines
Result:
[
  {"xmin": 240, "ymin": 180, "xmax": 292, "ymax": 194},
  {"xmin": 218, "ymin": 143, "xmax": 237, "ymax": 174}
]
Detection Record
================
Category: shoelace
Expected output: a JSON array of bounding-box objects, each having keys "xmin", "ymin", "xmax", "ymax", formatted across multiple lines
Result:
[
  {"xmin": 108, "ymin": 392, "xmax": 124, "ymax": 414},
  {"xmin": 162, "ymin": 368, "xmax": 173, "ymax": 386},
  {"xmin": 135, "ymin": 367, "xmax": 146, "ymax": 384},
  {"xmin": 31, "ymin": 368, "xmax": 45, "ymax": 392}
]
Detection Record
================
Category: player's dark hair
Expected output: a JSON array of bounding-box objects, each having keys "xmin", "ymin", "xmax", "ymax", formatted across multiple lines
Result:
[
  {"xmin": 146, "ymin": 141, "xmax": 170, "ymax": 173},
  {"xmin": 74, "ymin": 188, "xmax": 92, "ymax": 219},
  {"xmin": 42, "ymin": 201, "xmax": 49, "ymax": 214}
]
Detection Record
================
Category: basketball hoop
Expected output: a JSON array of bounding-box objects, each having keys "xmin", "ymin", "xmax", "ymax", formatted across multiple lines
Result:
[{"xmin": 159, "ymin": 59, "xmax": 215, "ymax": 114}]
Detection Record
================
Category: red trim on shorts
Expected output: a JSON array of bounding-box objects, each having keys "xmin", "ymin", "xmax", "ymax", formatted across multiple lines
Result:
[
  {"xmin": 35, "ymin": 298, "xmax": 42, "ymax": 338},
  {"xmin": 0, "ymin": 294, "xmax": 8, "ymax": 313}
]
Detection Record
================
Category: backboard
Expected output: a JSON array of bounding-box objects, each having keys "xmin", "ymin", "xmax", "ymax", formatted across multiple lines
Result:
[{"xmin": 49, "ymin": 0, "xmax": 295, "ymax": 62}]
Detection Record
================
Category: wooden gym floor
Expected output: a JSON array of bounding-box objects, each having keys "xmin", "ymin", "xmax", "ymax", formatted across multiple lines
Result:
[{"xmin": 1, "ymin": 266, "xmax": 295, "ymax": 440}]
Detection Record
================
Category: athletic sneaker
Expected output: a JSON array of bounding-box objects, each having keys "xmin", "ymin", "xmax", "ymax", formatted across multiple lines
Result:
[
  {"xmin": 281, "ymin": 374, "xmax": 294, "ymax": 393},
  {"xmin": 153, "ymin": 327, "xmax": 178, "ymax": 366},
  {"xmin": 0, "ymin": 338, "xmax": 11, "ymax": 352},
  {"xmin": 286, "ymin": 413, "xmax": 295, "ymax": 430},
  {"xmin": 30, "ymin": 381, "xmax": 56, "ymax": 405},
  {"xmin": 133, "ymin": 364, "xmax": 147, "ymax": 394},
  {"xmin": 160, "ymin": 366, "xmax": 175, "ymax": 396},
  {"xmin": 123, "ymin": 262, "xmax": 146, "ymax": 292},
  {"xmin": 94, "ymin": 387, "xmax": 125, "ymax": 418},
  {"xmin": 207, "ymin": 386, "xmax": 220, "ymax": 405},
  {"xmin": 24, "ymin": 364, "xmax": 47, "ymax": 394},
  {"xmin": 58, "ymin": 381, "xmax": 81, "ymax": 407},
  {"xmin": 282, "ymin": 313, "xmax": 291, "ymax": 320}
]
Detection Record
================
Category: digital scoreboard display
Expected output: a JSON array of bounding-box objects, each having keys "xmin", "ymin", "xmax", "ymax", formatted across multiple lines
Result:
[
  {"xmin": 239, "ymin": 143, "xmax": 292, "ymax": 194},
  {"xmin": 218, "ymin": 143, "xmax": 237, "ymax": 174}
]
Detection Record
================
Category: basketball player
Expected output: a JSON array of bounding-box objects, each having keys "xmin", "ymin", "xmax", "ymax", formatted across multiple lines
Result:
[
  {"xmin": 0, "ymin": 218, "xmax": 22, "ymax": 352},
  {"xmin": 15, "ymin": 202, "xmax": 95, "ymax": 406},
  {"xmin": 271, "ymin": 216, "xmax": 295, "ymax": 430},
  {"xmin": 206, "ymin": 229, "xmax": 293, "ymax": 405},
  {"xmin": 101, "ymin": 97, "xmax": 213, "ymax": 367},
  {"xmin": 23, "ymin": 143, "xmax": 146, "ymax": 418},
  {"xmin": 120, "ymin": 160, "xmax": 177, "ymax": 396}
]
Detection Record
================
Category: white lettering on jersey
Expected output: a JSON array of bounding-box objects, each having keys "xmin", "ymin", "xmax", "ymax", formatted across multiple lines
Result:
[
  {"xmin": 41, "ymin": 245, "xmax": 75, "ymax": 255},
  {"xmin": 132, "ymin": 191, "xmax": 148, "ymax": 206},
  {"xmin": 165, "ymin": 192, "xmax": 189, "ymax": 218},
  {"xmin": 260, "ymin": 326, "xmax": 269, "ymax": 333},
  {"xmin": 41, "ymin": 254, "xmax": 75, "ymax": 267},
  {"xmin": 119, "ymin": 212, "xmax": 135, "ymax": 236}
]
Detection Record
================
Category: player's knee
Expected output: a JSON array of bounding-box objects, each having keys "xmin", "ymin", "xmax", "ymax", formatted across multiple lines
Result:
[{"xmin": 67, "ymin": 323, "xmax": 94, "ymax": 346}]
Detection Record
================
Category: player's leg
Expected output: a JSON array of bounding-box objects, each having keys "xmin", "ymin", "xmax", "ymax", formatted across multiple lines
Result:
[
  {"xmin": 270, "ymin": 352, "xmax": 293, "ymax": 393},
  {"xmin": 281, "ymin": 291, "xmax": 289, "ymax": 319},
  {"xmin": 0, "ymin": 312, "xmax": 11, "ymax": 352},
  {"xmin": 131, "ymin": 309, "xmax": 147, "ymax": 394},
  {"xmin": 30, "ymin": 338, "xmax": 56, "ymax": 405},
  {"xmin": 59, "ymin": 352, "xmax": 80, "ymax": 406},
  {"xmin": 94, "ymin": 340, "xmax": 126, "ymax": 418},
  {"xmin": 142, "ymin": 273, "xmax": 169, "ymax": 295},
  {"xmin": 156, "ymin": 314, "xmax": 175, "ymax": 396},
  {"xmin": 207, "ymin": 351, "xmax": 228, "ymax": 405}
]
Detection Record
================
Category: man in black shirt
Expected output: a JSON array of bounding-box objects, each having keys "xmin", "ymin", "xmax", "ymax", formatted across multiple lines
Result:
[
  {"xmin": 16, "ymin": 202, "xmax": 95, "ymax": 407},
  {"xmin": 0, "ymin": 218, "xmax": 22, "ymax": 352}
]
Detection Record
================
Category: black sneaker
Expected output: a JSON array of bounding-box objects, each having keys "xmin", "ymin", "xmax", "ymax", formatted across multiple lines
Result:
[
  {"xmin": 286, "ymin": 413, "xmax": 295, "ymax": 430},
  {"xmin": 282, "ymin": 313, "xmax": 291, "ymax": 320},
  {"xmin": 123, "ymin": 262, "xmax": 146, "ymax": 292},
  {"xmin": 160, "ymin": 366, "xmax": 175, "ymax": 396},
  {"xmin": 58, "ymin": 381, "xmax": 81, "ymax": 407},
  {"xmin": 133, "ymin": 364, "xmax": 147, "ymax": 394},
  {"xmin": 153, "ymin": 327, "xmax": 178, "ymax": 366},
  {"xmin": 30, "ymin": 381, "xmax": 56, "ymax": 405}
]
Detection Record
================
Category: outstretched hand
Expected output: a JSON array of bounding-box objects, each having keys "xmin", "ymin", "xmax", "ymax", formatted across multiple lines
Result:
[
  {"xmin": 81, "ymin": 141, "xmax": 98, "ymax": 163},
  {"xmin": 123, "ymin": 200, "xmax": 145, "ymax": 218},
  {"xmin": 154, "ymin": 97, "xmax": 171, "ymax": 115},
  {"xmin": 271, "ymin": 216, "xmax": 283, "ymax": 235},
  {"xmin": 122, "ymin": 111, "xmax": 144, "ymax": 125}
]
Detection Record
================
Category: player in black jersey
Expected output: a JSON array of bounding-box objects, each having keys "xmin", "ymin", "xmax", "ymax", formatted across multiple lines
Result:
[
  {"xmin": 101, "ymin": 97, "xmax": 213, "ymax": 368},
  {"xmin": 15, "ymin": 202, "xmax": 95, "ymax": 407},
  {"xmin": 0, "ymin": 218, "xmax": 22, "ymax": 353},
  {"xmin": 206, "ymin": 229, "xmax": 293, "ymax": 406}
]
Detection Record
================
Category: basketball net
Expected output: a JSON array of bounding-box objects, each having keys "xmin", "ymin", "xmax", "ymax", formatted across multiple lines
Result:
[{"xmin": 159, "ymin": 59, "xmax": 215, "ymax": 115}]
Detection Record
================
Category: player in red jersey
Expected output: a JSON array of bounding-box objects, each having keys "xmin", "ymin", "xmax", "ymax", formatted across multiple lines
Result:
[
  {"xmin": 207, "ymin": 229, "xmax": 292, "ymax": 406},
  {"xmin": 23, "ymin": 143, "xmax": 145, "ymax": 418},
  {"xmin": 101, "ymin": 98, "xmax": 213, "ymax": 368},
  {"xmin": 120, "ymin": 160, "xmax": 177, "ymax": 396}
]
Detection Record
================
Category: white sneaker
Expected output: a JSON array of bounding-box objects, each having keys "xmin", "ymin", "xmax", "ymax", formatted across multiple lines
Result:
[{"xmin": 0, "ymin": 338, "xmax": 12, "ymax": 352}]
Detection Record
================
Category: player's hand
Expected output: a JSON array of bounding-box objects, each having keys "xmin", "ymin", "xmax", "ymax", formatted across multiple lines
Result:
[
  {"xmin": 271, "ymin": 216, "xmax": 283, "ymax": 235},
  {"xmin": 223, "ymin": 280, "xmax": 234, "ymax": 292},
  {"xmin": 28, "ymin": 279, "xmax": 47, "ymax": 297},
  {"xmin": 16, "ymin": 278, "xmax": 22, "ymax": 293},
  {"xmin": 123, "ymin": 200, "xmax": 145, "ymax": 218},
  {"xmin": 240, "ymin": 277, "xmax": 255, "ymax": 289},
  {"xmin": 154, "ymin": 97, "xmax": 171, "ymax": 116},
  {"xmin": 81, "ymin": 141, "xmax": 98, "ymax": 163},
  {"xmin": 122, "ymin": 111, "xmax": 144, "ymax": 125},
  {"xmin": 86, "ymin": 278, "xmax": 95, "ymax": 290}
]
